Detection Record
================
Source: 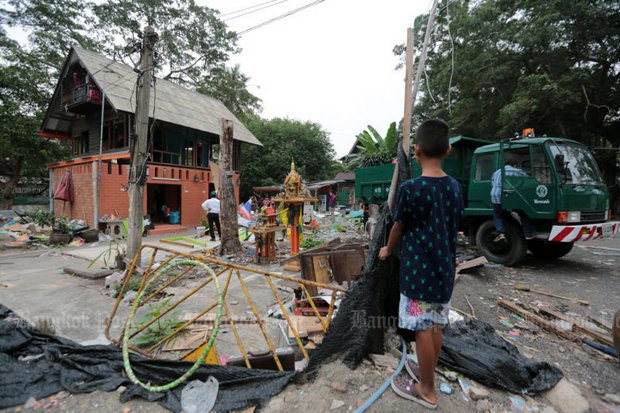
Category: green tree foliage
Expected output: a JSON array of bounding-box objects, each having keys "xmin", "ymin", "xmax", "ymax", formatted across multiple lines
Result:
[
  {"xmin": 0, "ymin": 31, "xmax": 70, "ymax": 208},
  {"xmin": 394, "ymin": 0, "xmax": 620, "ymax": 147},
  {"xmin": 240, "ymin": 118, "xmax": 335, "ymax": 199},
  {"xmin": 0, "ymin": 0, "xmax": 259, "ymax": 207},
  {"xmin": 197, "ymin": 65, "xmax": 262, "ymax": 122},
  {"xmin": 347, "ymin": 122, "xmax": 398, "ymax": 168},
  {"xmin": 91, "ymin": 0, "xmax": 237, "ymax": 87}
]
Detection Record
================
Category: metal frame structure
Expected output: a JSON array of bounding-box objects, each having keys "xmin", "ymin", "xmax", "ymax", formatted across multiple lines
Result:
[{"xmin": 105, "ymin": 244, "xmax": 346, "ymax": 371}]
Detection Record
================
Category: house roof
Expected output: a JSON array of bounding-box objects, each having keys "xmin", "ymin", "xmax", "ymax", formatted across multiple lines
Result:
[
  {"xmin": 334, "ymin": 171, "xmax": 355, "ymax": 181},
  {"xmin": 305, "ymin": 180, "xmax": 343, "ymax": 191},
  {"xmin": 42, "ymin": 46, "xmax": 262, "ymax": 146}
]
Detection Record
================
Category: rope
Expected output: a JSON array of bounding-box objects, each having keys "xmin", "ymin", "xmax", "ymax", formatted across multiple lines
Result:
[{"xmin": 122, "ymin": 259, "xmax": 224, "ymax": 392}]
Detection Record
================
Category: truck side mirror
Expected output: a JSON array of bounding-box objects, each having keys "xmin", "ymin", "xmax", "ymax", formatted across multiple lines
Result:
[{"xmin": 555, "ymin": 154, "xmax": 565, "ymax": 172}]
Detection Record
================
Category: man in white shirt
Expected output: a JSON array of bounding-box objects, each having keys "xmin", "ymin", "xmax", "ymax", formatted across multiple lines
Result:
[{"xmin": 201, "ymin": 191, "xmax": 221, "ymax": 241}]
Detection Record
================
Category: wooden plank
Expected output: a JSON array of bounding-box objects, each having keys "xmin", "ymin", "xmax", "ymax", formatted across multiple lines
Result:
[
  {"xmin": 587, "ymin": 314, "xmax": 612, "ymax": 331},
  {"xmin": 312, "ymin": 255, "xmax": 331, "ymax": 285},
  {"xmin": 282, "ymin": 256, "xmax": 301, "ymax": 272},
  {"xmin": 456, "ymin": 256, "xmax": 488, "ymax": 274},
  {"xmin": 513, "ymin": 284, "xmax": 589, "ymax": 306},
  {"xmin": 497, "ymin": 299, "xmax": 579, "ymax": 341},
  {"xmin": 538, "ymin": 307, "xmax": 614, "ymax": 347},
  {"xmin": 288, "ymin": 315, "xmax": 324, "ymax": 338}
]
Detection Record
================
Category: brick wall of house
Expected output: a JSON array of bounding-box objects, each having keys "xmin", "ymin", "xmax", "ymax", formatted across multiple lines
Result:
[
  {"xmin": 52, "ymin": 162, "xmax": 95, "ymax": 225},
  {"xmin": 51, "ymin": 159, "xmax": 240, "ymax": 229}
]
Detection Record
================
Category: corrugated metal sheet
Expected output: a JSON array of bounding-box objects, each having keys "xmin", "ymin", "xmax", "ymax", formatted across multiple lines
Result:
[{"xmin": 73, "ymin": 46, "xmax": 262, "ymax": 146}]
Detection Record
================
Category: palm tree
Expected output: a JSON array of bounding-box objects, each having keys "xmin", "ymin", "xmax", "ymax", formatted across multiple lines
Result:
[{"xmin": 347, "ymin": 122, "xmax": 398, "ymax": 168}]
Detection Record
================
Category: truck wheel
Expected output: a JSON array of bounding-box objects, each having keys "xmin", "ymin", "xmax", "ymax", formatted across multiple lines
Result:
[
  {"xmin": 527, "ymin": 239, "xmax": 574, "ymax": 259},
  {"xmin": 475, "ymin": 219, "xmax": 526, "ymax": 266}
]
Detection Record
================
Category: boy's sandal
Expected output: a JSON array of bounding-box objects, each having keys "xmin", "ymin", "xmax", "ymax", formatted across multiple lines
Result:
[
  {"xmin": 405, "ymin": 360, "xmax": 421, "ymax": 382},
  {"xmin": 391, "ymin": 375, "xmax": 437, "ymax": 410}
]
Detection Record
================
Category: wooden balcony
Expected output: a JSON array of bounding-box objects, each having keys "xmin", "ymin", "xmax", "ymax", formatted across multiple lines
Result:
[{"xmin": 62, "ymin": 83, "xmax": 102, "ymax": 114}]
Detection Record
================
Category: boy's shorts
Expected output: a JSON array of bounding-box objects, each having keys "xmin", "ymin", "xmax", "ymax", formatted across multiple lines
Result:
[{"xmin": 398, "ymin": 293, "xmax": 451, "ymax": 332}]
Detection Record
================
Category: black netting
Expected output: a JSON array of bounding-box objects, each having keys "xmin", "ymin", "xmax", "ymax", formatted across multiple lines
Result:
[
  {"xmin": 0, "ymin": 304, "xmax": 294, "ymax": 412},
  {"xmin": 307, "ymin": 140, "xmax": 410, "ymax": 374}
]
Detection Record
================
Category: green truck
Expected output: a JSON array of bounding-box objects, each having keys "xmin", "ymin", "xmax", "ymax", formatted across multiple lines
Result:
[{"xmin": 356, "ymin": 135, "xmax": 619, "ymax": 265}]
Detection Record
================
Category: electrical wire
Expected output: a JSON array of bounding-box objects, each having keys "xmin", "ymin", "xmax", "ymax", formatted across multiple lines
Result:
[
  {"xmin": 224, "ymin": 0, "xmax": 292, "ymax": 22},
  {"xmin": 237, "ymin": 0, "xmax": 326, "ymax": 35},
  {"xmin": 220, "ymin": 0, "xmax": 279, "ymax": 17}
]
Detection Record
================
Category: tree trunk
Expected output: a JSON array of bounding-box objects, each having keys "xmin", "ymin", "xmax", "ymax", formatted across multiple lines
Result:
[
  {"xmin": 0, "ymin": 159, "xmax": 22, "ymax": 209},
  {"xmin": 219, "ymin": 119, "xmax": 241, "ymax": 255}
]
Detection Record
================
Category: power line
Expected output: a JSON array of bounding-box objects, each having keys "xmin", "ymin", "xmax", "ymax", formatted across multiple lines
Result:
[
  {"xmin": 224, "ymin": 0, "xmax": 292, "ymax": 22},
  {"xmin": 220, "ymin": 0, "xmax": 279, "ymax": 17},
  {"xmin": 237, "ymin": 0, "xmax": 326, "ymax": 36}
]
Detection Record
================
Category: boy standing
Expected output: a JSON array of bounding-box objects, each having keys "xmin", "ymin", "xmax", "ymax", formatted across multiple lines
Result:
[{"xmin": 379, "ymin": 119, "xmax": 464, "ymax": 409}]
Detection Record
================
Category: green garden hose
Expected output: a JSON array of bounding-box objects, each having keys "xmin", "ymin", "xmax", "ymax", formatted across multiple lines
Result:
[{"xmin": 122, "ymin": 259, "xmax": 224, "ymax": 392}]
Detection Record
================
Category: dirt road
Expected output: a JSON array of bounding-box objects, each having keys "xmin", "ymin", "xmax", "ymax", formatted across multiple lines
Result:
[{"xmin": 1, "ymin": 237, "xmax": 619, "ymax": 412}]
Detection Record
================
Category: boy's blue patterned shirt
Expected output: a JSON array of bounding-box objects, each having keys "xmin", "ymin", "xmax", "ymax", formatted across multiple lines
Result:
[{"xmin": 393, "ymin": 176, "xmax": 464, "ymax": 304}]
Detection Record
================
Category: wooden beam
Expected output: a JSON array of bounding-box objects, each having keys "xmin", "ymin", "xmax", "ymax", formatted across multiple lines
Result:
[
  {"xmin": 497, "ymin": 299, "xmax": 579, "ymax": 341},
  {"xmin": 538, "ymin": 307, "xmax": 614, "ymax": 347},
  {"xmin": 513, "ymin": 284, "xmax": 589, "ymax": 306},
  {"xmin": 456, "ymin": 256, "xmax": 488, "ymax": 274}
]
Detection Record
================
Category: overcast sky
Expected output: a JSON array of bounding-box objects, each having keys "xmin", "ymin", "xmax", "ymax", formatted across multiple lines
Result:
[{"xmin": 204, "ymin": 0, "xmax": 430, "ymax": 157}]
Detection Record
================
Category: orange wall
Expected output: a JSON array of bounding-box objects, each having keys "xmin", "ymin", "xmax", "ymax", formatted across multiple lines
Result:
[
  {"xmin": 51, "ymin": 160, "xmax": 240, "ymax": 228},
  {"xmin": 52, "ymin": 163, "xmax": 94, "ymax": 224}
]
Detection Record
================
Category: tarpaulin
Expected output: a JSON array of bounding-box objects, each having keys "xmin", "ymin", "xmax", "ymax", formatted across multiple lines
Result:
[
  {"xmin": 0, "ymin": 304, "xmax": 294, "ymax": 412},
  {"xmin": 440, "ymin": 319, "xmax": 563, "ymax": 393}
]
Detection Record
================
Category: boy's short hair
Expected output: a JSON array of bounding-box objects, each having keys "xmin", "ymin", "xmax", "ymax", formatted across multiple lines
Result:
[{"xmin": 416, "ymin": 119, "xmax": 450, "ymax": 158}]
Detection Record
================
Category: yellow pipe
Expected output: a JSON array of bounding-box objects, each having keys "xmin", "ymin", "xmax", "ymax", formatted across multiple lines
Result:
[
  {"xmin": 264, "ymin": 275, "xmax": 310, "ymax": 361},
  {"xmin": 129, "ymin": 263, "xmax": 225, "ymax": 339},
  {"xmin": 235, "ymin": 269, "xmax": 283, "ymax": 371},
  {"xmin": 222, "ymin": 300, "xmax": 252, "ymax": 368},
  {"xmin": 300, "ymin": 284, "xmax": 328, "ymax": 331},
  {"xmin": 145, "ymin": 268, "xmax": 231, "ymax": 353}
]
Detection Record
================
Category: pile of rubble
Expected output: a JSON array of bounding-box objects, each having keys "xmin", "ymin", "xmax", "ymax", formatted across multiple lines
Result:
[{"xmin": 0, "ymin": 210, "xmax": 99, "ymax": 251}]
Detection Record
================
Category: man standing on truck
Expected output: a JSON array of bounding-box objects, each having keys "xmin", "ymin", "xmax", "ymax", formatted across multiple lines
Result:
[{"xmin": 491, "ymin": 158, "xmax": 536, "ymax": 242}]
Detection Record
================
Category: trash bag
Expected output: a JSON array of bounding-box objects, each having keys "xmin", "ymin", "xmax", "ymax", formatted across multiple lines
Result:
[
  {"xmin": 440, "ymin": 319, "xmax": 563, "ymax": 394},
  {"xmin": 0, "ymin": 304, "xmax": 294, "ymax": 412}
]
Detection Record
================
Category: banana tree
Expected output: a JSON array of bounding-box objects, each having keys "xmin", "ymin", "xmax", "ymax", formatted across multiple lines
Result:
[{"xmin": 348, "ymin": 122, "xmax": 398, "ymax": 168}]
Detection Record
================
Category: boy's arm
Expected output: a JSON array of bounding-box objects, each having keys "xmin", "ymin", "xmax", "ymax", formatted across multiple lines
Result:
[{"xmin": 379, "ymin": 221, "xmax": 404, "ymax": 260}]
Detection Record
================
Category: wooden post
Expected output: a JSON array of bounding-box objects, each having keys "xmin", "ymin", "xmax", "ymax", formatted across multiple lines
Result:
[
  {"xmin": 127, "ymin": 26, "xmax": 157, "ymax": 260},
  {"xmin": 219, "ymin": 119, "xmax": 242, "ymax": 254},
  {"xmin": 402, "ymin": 27, "xmax": 415, "ymax": 160},
  {"xmin": 387, "ymin": 27, "xmax": 415, "ymax": 211},
  {"xmin": 387, "ymin": 1, "xmax": 439, "ymax": 212}
]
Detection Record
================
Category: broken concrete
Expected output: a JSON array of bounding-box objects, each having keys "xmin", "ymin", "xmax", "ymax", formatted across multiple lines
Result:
[
  {"xmin": 63, "ymin": 266, "xmax": 114, "ymax": 280},
  {"xmin": 544, "ymin": 378, "xmax": 590, "ymax": 413}
]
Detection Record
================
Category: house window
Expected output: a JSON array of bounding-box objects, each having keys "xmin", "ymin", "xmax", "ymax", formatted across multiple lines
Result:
[
  {"xmin": 73, "ymin": 131, "xmax": 89, "ymax": 155},
  {"xmin": 112, "ymin": 117, "xmax": 126, "ymax": 148},
  {"xmin": 183, "ymin": 140, "xmax": 195, "ymax": 166}
]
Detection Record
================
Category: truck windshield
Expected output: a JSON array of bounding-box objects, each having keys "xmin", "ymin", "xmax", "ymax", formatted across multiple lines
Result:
[{"xmin": 546, "ymin": 142, "xmax": 604, "ymax": 185}]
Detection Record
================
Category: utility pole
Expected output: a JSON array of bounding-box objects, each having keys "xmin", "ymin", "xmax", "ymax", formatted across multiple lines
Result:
[
  {"xmin": 127, "ymin": 26, "xmax": 157, "ymax": 260},
  {"xmin": 387, "ymin": 0, "xmax": 439, "ymax": 212},
  {"xmin": 387, "ymin": 27, "xmax": 415, "ymax": 211}
]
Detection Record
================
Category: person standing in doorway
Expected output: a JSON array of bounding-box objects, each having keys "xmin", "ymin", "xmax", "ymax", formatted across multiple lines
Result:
[
  {"xmin": 329, "ymin": 189, "xmax": 337, "ymax": 222},
  {"xmin": 201, "ymin": 191, "xmax": 221, "ymax": 241},
  {"xmin": 491, "ymin": 158, "xmax": 536, "ymax": 242}
]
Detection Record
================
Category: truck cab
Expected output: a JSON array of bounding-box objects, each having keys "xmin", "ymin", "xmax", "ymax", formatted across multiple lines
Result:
[{"xmin": 468, "ymin": 137, "xmax": 618, "ymax": 265}]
